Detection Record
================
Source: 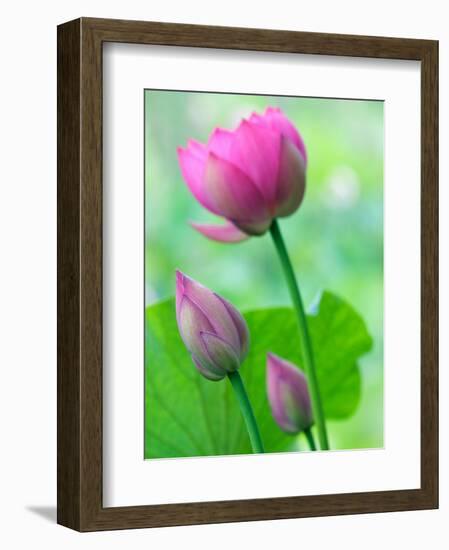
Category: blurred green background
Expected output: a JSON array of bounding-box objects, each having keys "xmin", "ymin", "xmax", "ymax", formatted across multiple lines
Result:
[{"xmin": 145, "ymin": 90, "xmax": 384, "ymax": 451}]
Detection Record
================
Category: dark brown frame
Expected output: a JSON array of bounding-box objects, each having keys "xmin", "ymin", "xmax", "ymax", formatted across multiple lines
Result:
[{"xmin": 57, "ymin": 17, "xmax": 438, "ymax": 531}]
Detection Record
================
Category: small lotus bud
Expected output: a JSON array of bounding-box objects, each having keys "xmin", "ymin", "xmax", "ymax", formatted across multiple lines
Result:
[
  {"xmin": 266, "ymin": 353, "xmax": 313, "ymax": 433},
  {"xmin": 176, "ymin": 271, "xmax": 249, "ymax": 381}
]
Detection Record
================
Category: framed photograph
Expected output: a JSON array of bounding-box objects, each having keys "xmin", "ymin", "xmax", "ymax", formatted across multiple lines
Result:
[{"xmin": 57, "ymin": 17, "xmax": 438, "ymax": 531}]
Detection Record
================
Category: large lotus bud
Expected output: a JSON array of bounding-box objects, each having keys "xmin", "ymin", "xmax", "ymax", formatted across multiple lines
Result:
[
  {"xmin": 177, "ymin": 107, "xmax": 307, "ymax": 243},
  {"xmin": 266, "ymin": 353, "xmax": 313, "ymax": 433},
  {"xmin": 176, "ymin": 271, "xmax": 249, "ymax": 381}
]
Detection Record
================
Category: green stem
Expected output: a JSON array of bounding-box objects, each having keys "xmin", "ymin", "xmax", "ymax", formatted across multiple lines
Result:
[
  {"xmin": 269, "ymin": 219, "xmax": 329, "ymax": 450},
  {"xmin": 304, "ymin": 427, "xmax": 317, "ymax": 451},
  {"xmin": 228, "ymin": 371, "xmax": 265, "ymax": 453}
]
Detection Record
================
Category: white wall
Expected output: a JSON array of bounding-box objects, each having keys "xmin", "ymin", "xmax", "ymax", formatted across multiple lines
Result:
[{"xmin": 0, "ymin": 1, "xmax": 446, "ymax": 548}]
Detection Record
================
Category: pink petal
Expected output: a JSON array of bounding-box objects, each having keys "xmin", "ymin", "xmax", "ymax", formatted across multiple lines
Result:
[
  {"xmin": 207, "ymin": 128, "xmax": 234, "ymax": 160},
  {"xmin": 233, "ymin": 218, "xmax": 272, "ymax": 236},
  {"xmin": 175, "ymin": 270, "xmax": 186, "ymax": 322},
  {"xmin": 200, "ymin": 331, "xmax": 240, "ymax": 373},
  {"xmin": 190, "ymin": 220, "xmax": 249, "ymax": 243},
  {"xmin": 215, "ymin": 295, "xmax": 250, "ymax": 360},
  {"xmin": 177, "ymin": 143, "xmax": 220, "ymax": 215},
  {"xmin": 229, "ymin": 120, "xmax": 281, "ymax": 207},
  {"xmin": 275, "ymin": 136, "xmax": 306, "ymax": 217},
  {"xmin": 203, "ymin": 152, "xmax": 271, "ymax": 232},
  {"xmin": 264, "ymin": 107, "xmax": 307, "ymax": 165},
  {"xmin": 187, "ymin": 138, "xmax": 206, "ymax": 156},
  {"xmin": 248, "ymin": 112, "xmax": 266, "ymax": 125},
  {"xmin": 177, "ymin": 295, "xmax": 214, "ymax": 364},
  {"xmin": 191, "ymin": 354, "xmax": 225, "ymax": 381}
]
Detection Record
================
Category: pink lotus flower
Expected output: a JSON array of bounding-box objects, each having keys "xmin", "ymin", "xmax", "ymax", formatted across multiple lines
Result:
[
  {"xmin": 177, "ymin": 107, "xmax": 307, "ymax": 243},
  {"xmin": 176, "ymin": 271, "xmax": 249, "ymax": 381},
  {"xmin": 266, "ymin": 353, "xmax": 313, "ymax": 434}
]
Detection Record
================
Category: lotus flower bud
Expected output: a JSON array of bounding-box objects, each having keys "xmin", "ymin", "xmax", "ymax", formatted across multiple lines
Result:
[
  {"xmin": 177, "ymin": 107, "xmax": 307, "ymax": 243},
  {"xmin": 266, "ymin": 353, "xmax": 313, "ymax": 433},
  {"xmin": 176, "ymin": 271, "xmax": 249, "ymax": 381}
]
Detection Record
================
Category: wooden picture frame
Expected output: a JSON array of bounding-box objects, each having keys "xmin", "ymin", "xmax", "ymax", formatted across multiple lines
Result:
[{"xmin": 57, "ymin": 17, "xmax": 438, "ymax": 531}]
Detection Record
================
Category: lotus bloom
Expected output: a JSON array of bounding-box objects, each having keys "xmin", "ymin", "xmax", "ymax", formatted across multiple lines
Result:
[
  {"xmin": 177, "ymin": 107, "xmax": 307, "ymax": 243},
  {"xmin": 266, "ymin": 353, "xmax": 313, "ymax": 434},
  {"xmin": 176, "ymin": 271, "xmax": 249, "ymax": 381}
]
